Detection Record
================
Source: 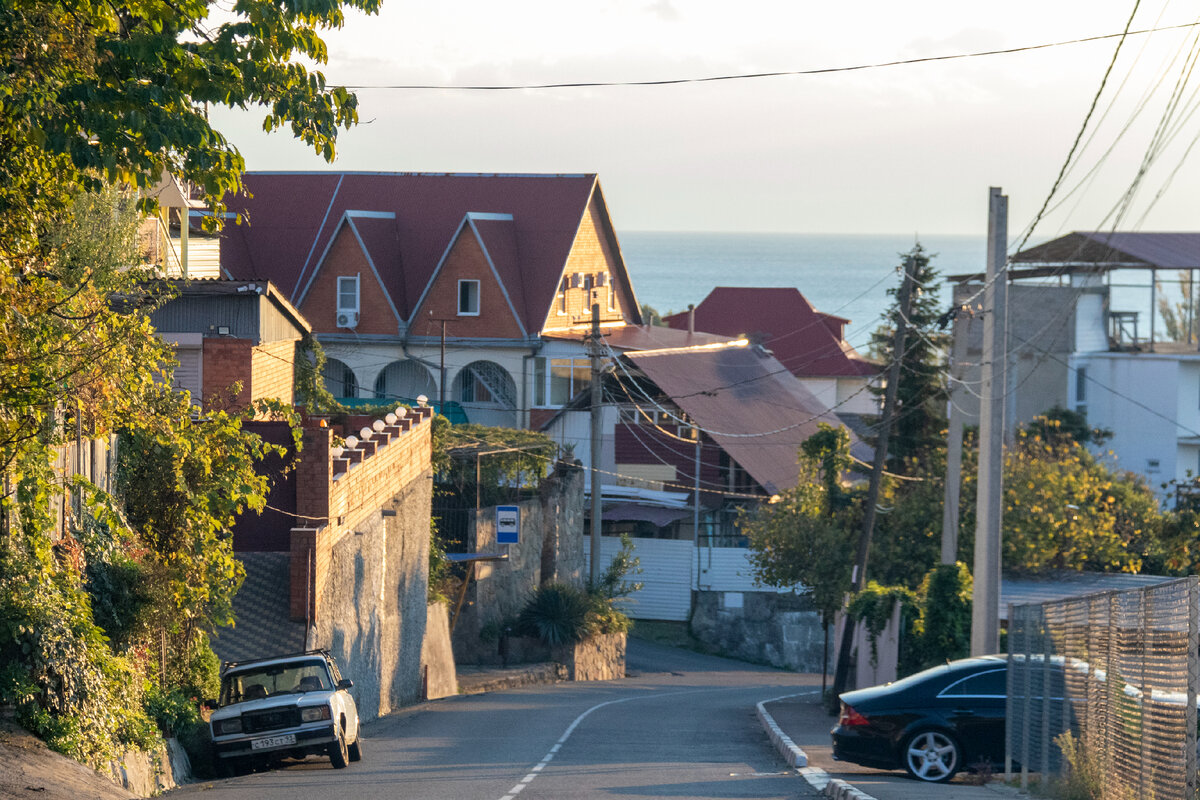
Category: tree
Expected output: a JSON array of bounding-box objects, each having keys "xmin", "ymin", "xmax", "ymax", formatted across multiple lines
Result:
[
  {"xmin": 1, "ymin": 0, "xmax": 377, "ymax": 259},
  {"xmin": 869, "ymin": 244, "xmax": 949, "ymax": 470},
  {"xmin": 742, "ymin": 432, "xmax": 857, "ymax": 626},
  {"xmin": 1156, "ymin": 271, "xmax": 1198, "ymax": 343}
]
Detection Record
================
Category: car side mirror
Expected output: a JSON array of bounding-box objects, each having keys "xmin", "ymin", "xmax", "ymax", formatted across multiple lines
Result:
[{"xmin": 337, "ymin": 679, "xmax": 354, "ymax": 690}]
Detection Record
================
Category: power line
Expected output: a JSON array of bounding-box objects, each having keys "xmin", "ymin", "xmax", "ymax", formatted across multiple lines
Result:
[{"xmin": 342, "ymin": 23, "xmax": 1200, "ymax": 91}]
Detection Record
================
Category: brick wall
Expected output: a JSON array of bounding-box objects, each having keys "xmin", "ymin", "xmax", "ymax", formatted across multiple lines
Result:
[
  {"xmin": 250, "ymin": 339, "xmax": 297, "ymax": 406},
  {"xmin": 288, "ymin": 407, "xmax": 434, "ymax": 621},
  {"xmin": 552, "ymin": 197, "xmax": 627, "ymax": 328},
  {"xmin": 299, "ymin": 224, "xmax": 400, "ymax": 336},
  {"xmin": 409, "ymin": 226, "xmax": 525, "ymax": 339},
  {"xmin": 202, "ymin": 337, "xmax": 254, "ymax": 409}
]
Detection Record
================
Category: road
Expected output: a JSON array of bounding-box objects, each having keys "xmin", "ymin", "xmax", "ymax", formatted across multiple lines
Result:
[{"xmin": 169, "ymin": 639, "xmax": 823, "ymax": 799}]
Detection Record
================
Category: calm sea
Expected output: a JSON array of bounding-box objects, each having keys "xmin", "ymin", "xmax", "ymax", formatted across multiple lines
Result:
[{"xmin": 619, "ymin": 232, "xmax": 987, "ymax": 352}]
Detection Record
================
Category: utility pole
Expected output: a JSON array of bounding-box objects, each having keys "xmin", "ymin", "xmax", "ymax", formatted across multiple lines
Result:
[
  {"xmin": 439, "ymin": 319, "xmax": 447, "ymax": 411},
  {"xmin": 589, "ymin": 304, "xmax": 603, "ymax": 583},
  {"xmin": 941, "ymin": 311, "xmax": 970, "ymax": 564},
  {"xmin": 831, "ymin": 252, "xmax": 918, "ymax": 700},
  {"xmin": 971, "ymin": 187, "xmax": 1008, "ymax": 656}
]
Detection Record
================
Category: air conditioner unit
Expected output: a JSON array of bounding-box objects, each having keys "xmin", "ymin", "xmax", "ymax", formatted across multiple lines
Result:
[
  {"xmin": 595, "ymin": 273, "xmax": 608, "ymax": 287},
  {"xmin": 336, "ymin": 310, "xmax": 359, "ymax": 328},
  {"xmin": 570, "ymin": 273, "xmax": 584, "ymax": 288}
]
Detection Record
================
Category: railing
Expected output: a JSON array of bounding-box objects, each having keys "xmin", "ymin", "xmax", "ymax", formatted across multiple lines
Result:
[{"xmin": 1008, "ymin": 577, "xmax": 1199, "ymax": 799}]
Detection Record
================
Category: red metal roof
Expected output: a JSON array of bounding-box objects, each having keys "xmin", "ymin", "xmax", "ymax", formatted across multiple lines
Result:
[
  {"xmin": 220, "ymin": 172, "xmax": 606, "ymax": 332},
  {"xmin": 623, "ymin": 342, "xmax": 871, "ymax": 495},
  {"xmin": 663, "ymin": 287, "xmax": 877, "ymax": 378}
]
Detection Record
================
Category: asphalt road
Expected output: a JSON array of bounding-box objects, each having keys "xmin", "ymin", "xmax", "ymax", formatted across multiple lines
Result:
[{"xmin": 169, "ymin": 639, "xmax": 824, "ymax": 800}]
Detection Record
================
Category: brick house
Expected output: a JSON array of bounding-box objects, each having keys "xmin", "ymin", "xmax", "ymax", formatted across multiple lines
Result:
[
  {"xmin": 219, "ymin": 172, "xmax": 644, "ymax": 429},
  {"xmin": 149, "ymin": 278, "xmax": 309, "ymax": 412}
]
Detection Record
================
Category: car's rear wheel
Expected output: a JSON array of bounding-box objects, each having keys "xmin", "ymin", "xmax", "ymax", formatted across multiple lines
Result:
[
  {"xmin": 329, "ymin": 723, "xmax": 350, "ymax": 769},
  {"xmin": 903, "ymin": 729, "xmax": 960, "ymax": 782}
]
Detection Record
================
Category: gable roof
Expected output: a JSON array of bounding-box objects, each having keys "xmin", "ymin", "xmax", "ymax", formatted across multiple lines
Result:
[
  {"xmin": 1012, "ymin": 232, "xmax": 1200, "ymax": 269},
  {"xmin": 622, "ymin": 341, "xmax": 872, "ymax": 495},
  {"xmin": 220, "ymin": 172, "xmax": 624, "ymax": 333},
  {"xmin": 663, "ymin": 287, "xmax": 877, "ymax": 378}
]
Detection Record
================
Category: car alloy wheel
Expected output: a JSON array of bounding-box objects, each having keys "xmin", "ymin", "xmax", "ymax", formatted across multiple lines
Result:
[
  {"xmin": 329, "ymin": 723, "xmax": 350, "ymax": 769},
  {"xmin": 903, "ymin": 730, "xmax": 960, "ymax": 782}
]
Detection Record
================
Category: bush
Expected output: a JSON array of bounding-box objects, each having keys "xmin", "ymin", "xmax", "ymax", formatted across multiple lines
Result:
[{"xmin": 517, "ymin": 583, "xmax": 594, "ymax": 646}]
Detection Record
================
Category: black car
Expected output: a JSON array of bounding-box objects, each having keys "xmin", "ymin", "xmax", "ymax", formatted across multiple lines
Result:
[{"xmin": 831, "ymin": 655, "xmax": 1008, "ymax": 783}]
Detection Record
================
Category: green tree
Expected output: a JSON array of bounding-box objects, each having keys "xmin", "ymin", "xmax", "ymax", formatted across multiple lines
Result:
[
  {"xmin": 742, "ymin": 436, "xmax": 857, "ymax": 626},
  {"xmin": 1, "ymin": 0, "xmax": 377, "ymax": 257},
  {"xmin": 1156, "ymin": 271, "xmax": 1199, "ymax": 343},
  {"xmin": 870, "ymin": 244, "xmax": 949, "ymax": 470}
]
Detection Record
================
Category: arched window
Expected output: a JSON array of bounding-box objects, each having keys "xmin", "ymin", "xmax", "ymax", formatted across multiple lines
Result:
[
  {"xmin": 452, "ymin": 361, "xmax": 517, "ymax": 427},
  {"xmin": 322, "ymin": 358, "xmax": 359, "ymax": 400},
  {"xmin": 373, "ymin": 360, "xmax": 437, "ymax": 404}
]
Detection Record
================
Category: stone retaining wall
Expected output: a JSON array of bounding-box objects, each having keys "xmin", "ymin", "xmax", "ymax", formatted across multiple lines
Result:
[{"xmin": 690, "ymin": 590, "xmax": 827, "ymax": 672}]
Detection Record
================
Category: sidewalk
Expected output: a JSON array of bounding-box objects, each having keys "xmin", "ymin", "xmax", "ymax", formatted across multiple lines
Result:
[{"xmin": 758, "ymin": 694, "xmax": 1022, "ymax": 800}]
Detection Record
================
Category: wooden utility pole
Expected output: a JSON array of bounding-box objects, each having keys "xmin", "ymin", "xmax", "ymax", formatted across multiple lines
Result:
[
  {"xmin": 971, "ymin": 187, "xmax": 1008, "ymax": 656},
  {"xmin": 589, "ymin": 304, "xmax": 603, "ymax": 583},
  {"xmin": 831, "ymin": 252, "xmax": 918, "ymax": 700}
]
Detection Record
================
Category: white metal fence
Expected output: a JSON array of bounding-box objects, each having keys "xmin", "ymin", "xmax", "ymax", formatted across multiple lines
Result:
[{"xmin": 1008, "ymin": 577, "xmax": 1199, "ymax": 799}]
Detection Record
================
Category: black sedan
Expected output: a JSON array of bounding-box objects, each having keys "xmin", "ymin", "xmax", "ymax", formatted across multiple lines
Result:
[{"xmin": 831, "ymin": 655, "xmax": 1008, "ymax": 783}]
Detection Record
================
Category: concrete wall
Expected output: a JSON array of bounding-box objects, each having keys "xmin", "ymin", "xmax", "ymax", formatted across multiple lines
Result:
[
  {"xmin": 451, "ymin": 462, "xmax": 585, "ymax": 664},
  {"xmin": 316, "ymin": 464, "xmax": 432, "ymax": 721},
  {"xmin": 690, "ymin": 590, "xmax": 828, "ymax": 672}
]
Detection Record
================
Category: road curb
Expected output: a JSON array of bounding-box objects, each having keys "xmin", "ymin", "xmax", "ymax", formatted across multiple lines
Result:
[{"xmin": 756, "ymin": 695, "xmax": 880, "ymax": 800}]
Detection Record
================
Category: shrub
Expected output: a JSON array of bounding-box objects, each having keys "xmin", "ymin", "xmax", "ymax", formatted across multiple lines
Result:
[{"xmin": 517, "ymin": 583, "xmax": 593, "ymax": 646}]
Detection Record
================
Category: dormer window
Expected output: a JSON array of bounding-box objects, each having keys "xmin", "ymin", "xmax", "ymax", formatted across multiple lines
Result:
[
  {"xmin": 337, "ymin": 275, "xmax": 359, "ymax": 312},
  {"xmin": 458, "ymin": 279, "xmax": 480, "ymax": 316}
]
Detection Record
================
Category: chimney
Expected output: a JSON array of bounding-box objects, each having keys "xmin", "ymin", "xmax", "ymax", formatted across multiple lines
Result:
[{"xmin": 687, "ymin": 304, "xmax": 695, "ymax": 336}]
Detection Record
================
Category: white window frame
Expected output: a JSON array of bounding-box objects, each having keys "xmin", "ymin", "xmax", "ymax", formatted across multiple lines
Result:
[
  {"xmin": 337, "ymin": 275, "xmax": 360, "ymax": 313},
  {"xmin": 458, "ymin": 279, "xmax": 480, "ymax": 316}
]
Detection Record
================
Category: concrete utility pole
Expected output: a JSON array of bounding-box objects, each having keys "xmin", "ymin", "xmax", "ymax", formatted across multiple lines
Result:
[
  {"xmin": 589, "ymin": 304, "xmax": 603, "ymax": 583},
  {"xmin": 971, "ymin": 187, "xmax": 1008, "ymax": 656},
  {"xmin": 941, "ymin": 312, "xmax": 970, "ymax": 564},
  {"xmin": 831, "ymin": 252, "xmax": 918, "ymax": 700}
]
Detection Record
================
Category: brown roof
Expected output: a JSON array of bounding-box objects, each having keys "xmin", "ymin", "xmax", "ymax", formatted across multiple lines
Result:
[
  {"xmin": 950, "ymin": 232, "xmax": 1200, "ymax": 281},
  {"xmin": 623, "ymin": 341, "xmax": 872, "ymax": 495},
  {"xmin": 662, "ymin": 287, "xmax": 877, "ymax": 378},
  {"xmin": 220, "ymin": 172, "xmax": 636, "ymax": 332}
]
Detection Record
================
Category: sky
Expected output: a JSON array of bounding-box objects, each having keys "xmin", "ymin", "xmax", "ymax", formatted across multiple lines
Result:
[{"xmin": 210, "ymin": 0, "xmax": 1200, "ymax": 238}]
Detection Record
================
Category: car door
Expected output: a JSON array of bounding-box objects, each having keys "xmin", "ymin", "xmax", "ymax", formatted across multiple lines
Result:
[{"xmin": 936, "ymin": 667, "xmax": 1007, "ymax": 765}]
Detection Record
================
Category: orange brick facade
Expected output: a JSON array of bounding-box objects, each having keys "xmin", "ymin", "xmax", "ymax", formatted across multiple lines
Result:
[
  {"xmin": 288, "ymin": 408, "xmax": 434, "ymax": 622},
  {"xmin": 300, "ymin": 224, "xmax": 401, "ymax": 337},
  {"xmin": 409, "ymin": 226, "xmax": 525, "ymax": 340},
  {"xmin": 545, "ymin": 196, "xmax": 628, "ymax": 331},
  {"xmin": 202, "ymin": 336, "xmax": 298, "ymax": 412}
]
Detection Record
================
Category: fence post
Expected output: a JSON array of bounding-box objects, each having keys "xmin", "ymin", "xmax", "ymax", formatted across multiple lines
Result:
[
  {"xmin": 1041, "ymin": 605, "xmax": 1052, "ymax": 779},
  {"xmin": 1005, "ymin": 602, "xmax": 1014, "ymax": 783},
  {"xmin": 1188, "ymin": 578, "xmax": 1198, "ymax": 798},
  {"xmin": 1021, "ymin": 606, "xmax": 1033, "ymax": 792}
]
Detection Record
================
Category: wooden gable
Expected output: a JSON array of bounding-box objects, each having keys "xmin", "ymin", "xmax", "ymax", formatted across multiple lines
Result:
[
  {"xmin": 298, "ymin": 218, "xmax": 402, "ymax": 336},
  {"xmin": 407, "ymin": 218, "xmax": 526, "ymax": 340},
  {"xmin": 541, "ymin": 191, "xmax": 638, "ymax": 333}
]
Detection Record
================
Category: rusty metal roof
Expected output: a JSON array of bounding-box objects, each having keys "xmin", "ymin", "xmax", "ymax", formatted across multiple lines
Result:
[
  {"xmin": 623, "ymin": 341, "xmax": 871, "ymax": 495},
  {"xmin": 950, "ymin": 232, "xmax": 1200, "ymax": 282}
]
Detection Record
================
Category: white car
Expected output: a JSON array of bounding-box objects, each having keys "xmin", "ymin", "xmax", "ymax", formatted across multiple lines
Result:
[{"xmin": 209, "ymin": 650, "xmax": 361, "ymax": 774}]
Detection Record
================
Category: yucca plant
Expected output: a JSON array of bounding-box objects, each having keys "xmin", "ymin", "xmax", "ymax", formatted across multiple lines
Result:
[{"xmin": 517, "ymin": 583, "xmax": 593, "ymax": 646}]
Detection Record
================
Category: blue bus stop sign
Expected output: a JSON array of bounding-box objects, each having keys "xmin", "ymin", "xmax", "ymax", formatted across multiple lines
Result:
[{"xmin": 496, "ymin": 505, "xmax": 519, "ymax": 544}]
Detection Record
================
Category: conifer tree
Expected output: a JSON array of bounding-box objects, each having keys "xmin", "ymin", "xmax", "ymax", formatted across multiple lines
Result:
[{"xmin": 869, "ymin": 244, "xmax": 950, "ymax": 470}]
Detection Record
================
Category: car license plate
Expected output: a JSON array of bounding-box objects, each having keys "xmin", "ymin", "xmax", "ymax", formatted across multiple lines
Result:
[{"xmin": 251, "ymin": 734, "xmax": 296, "ymax": 750}]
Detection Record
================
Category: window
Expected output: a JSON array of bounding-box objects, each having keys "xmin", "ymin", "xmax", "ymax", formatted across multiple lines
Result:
[
  {"xmin": 1074, "ymin": 366, "xmax": 1087, "ymax": 414},
  {"xmin": 938, "ymin": 668, "xmax": 1006, "ymax": 697},
  {"xmin": 557, "ymin": 277, "xmax": 568, "ymax": 315},
  {"xmin": 533, "ymin": 357, "xmax": 591, "ymax": 406},
  {"xmin": 337, "ymin": 275, "xmax": 359, "ymax": 312},
  {"xmin": 608, "ymin": 281, "xmax": 617, "ymax": 312},
  {"xmin": 458, "ymin": 280, "xmax": 480, "ymax": 315}
]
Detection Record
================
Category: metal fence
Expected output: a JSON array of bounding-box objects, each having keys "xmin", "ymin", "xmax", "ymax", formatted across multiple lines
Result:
[{"xmin": 1008, "ymin": 577, "xmax": 1199, "ymax": 800}]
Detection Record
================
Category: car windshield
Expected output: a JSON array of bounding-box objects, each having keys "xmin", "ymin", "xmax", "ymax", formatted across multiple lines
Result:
[{"xmin": 220, "ymin": 659, "xmax": 332, "ymax": 704}]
